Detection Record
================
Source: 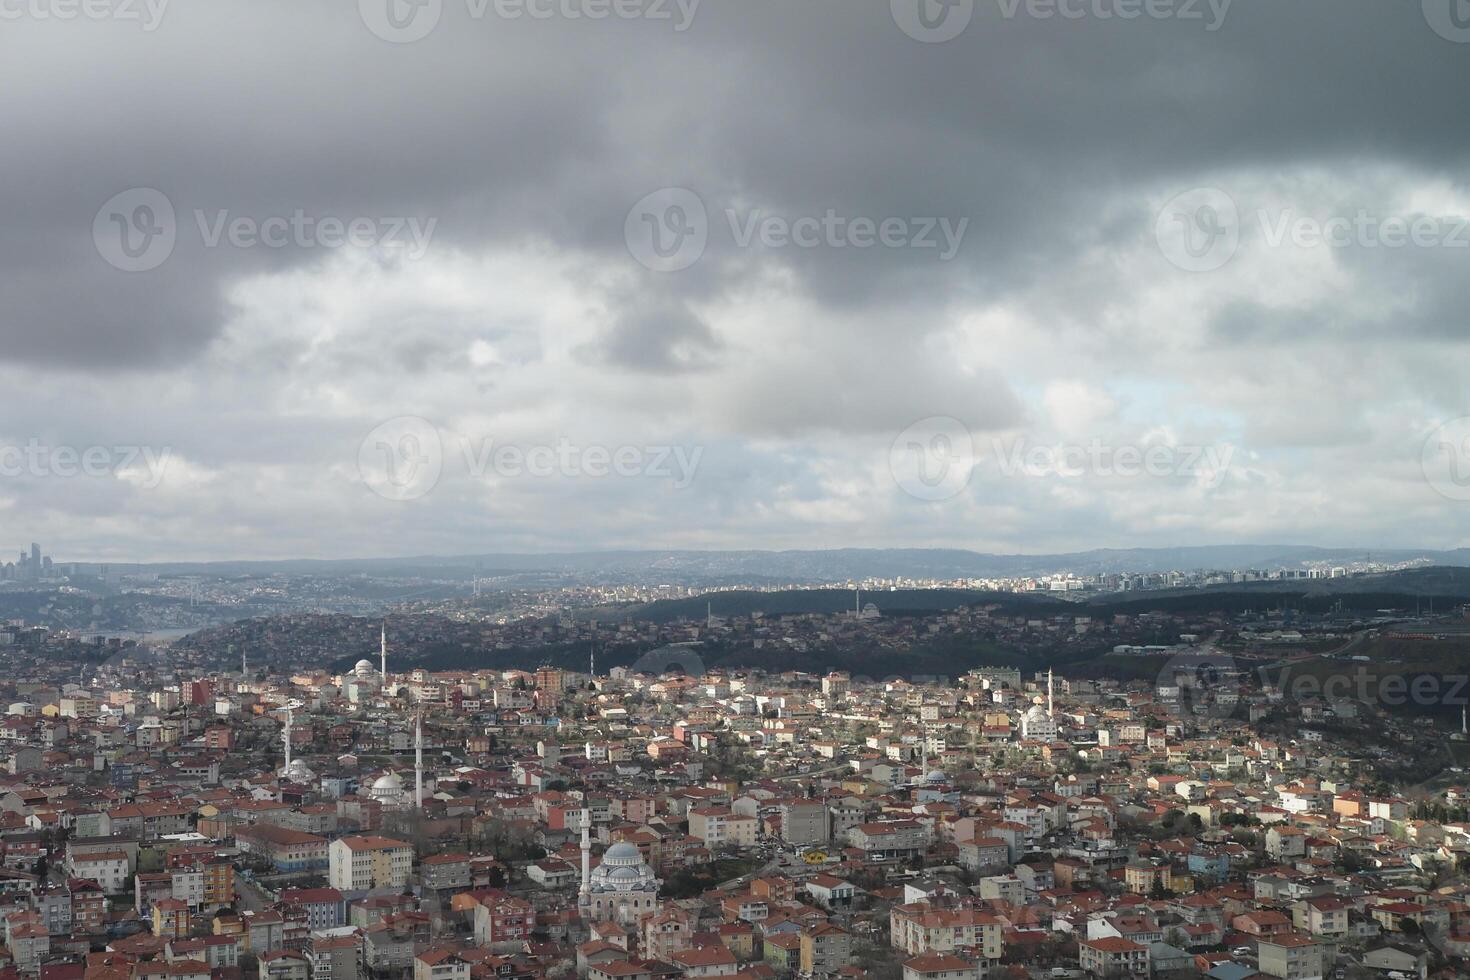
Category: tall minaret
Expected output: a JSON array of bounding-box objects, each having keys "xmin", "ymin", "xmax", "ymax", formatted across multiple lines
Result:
[
  {"xmin": 380, "ymin": 624, "xmax": 389, "ymax": 683},
  {"xmin": 414, "ymin": 708, "xmax": 424, "ymax": 808},
  {"xmin": 281, "ymin": 703, "xmax": 293, "ymax": 775},
  {"xmin": 579, "ymin": 807, "xmax": 591, "ymax": 908},
  {"xmin": 1047, "ymin": 668, "xmax": 1054, "ymax": 717}
]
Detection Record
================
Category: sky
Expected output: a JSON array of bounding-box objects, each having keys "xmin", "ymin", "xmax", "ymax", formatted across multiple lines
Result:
[{"xmin": 3, "ymin": 0, "xmax": 1470, "ymax": 562}]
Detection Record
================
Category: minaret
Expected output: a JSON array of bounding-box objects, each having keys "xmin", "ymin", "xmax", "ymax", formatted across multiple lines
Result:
[
  {"xmin": 579, "ymin": 807, "xmax": 591, "ymax": 906},
  {"xmin": 242, "ymin": 649, "xmax": 248, "ymax": 679},
  {"xmin": 414, "ymin": 709, "xmax": 424, "ymax": 808},
  {"xmin": 1047, "ymin": 668, "xmax": 1054, "ymax": 717},
  {"xmin": 1462, "ymin": 703, "xmax": 1467, "ymax": 736},
  {"xmin": 380, "ymin": 624, "xmax": 389, "ymax": 683},
  {"xmin": 281, "ymin": 703, "xmax": 293, "ymax": 775}
]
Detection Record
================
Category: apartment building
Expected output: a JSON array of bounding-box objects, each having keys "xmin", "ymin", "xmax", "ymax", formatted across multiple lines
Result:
[{"xmin": 328, "ymin": 836, "xmax": 413, "ymax": 891}]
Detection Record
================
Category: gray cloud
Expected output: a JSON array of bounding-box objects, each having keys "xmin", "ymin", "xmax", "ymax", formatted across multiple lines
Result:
[{"xmin": 1, "ymin": 0, "xmax": 1468, "ymax": 559}]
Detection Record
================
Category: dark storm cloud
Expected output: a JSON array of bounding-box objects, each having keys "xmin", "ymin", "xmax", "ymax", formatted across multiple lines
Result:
[
  {"xmin": 3, "ymin": 0, "xmax": 1470, "ymax": 559},
  {"xmin": 2, "ymin": 0, "xmax": 1466, "ymax": 370}
]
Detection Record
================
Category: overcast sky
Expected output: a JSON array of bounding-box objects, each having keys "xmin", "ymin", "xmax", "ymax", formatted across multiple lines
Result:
[{"xmin": 3, "ymin": 0, "xmax": 1470, "ymax": 563}]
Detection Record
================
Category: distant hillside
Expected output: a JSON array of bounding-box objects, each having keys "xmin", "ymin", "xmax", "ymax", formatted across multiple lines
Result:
[
  {"xmin": 573, "ymin": 569, "xmax": 1470, "ymax": 624},
  {"xmin": 586, "ymin": 588, "xmax": 1074, "ymax": 625},
  {"xmin": 1082, "ymin": 566, "xmax": 1470, "ymax": 615}
]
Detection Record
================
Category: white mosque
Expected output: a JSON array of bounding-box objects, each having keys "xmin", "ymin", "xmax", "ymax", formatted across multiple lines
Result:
[
  {"xmin": 1018, "ymin": 669, "xmax": 1060, "ymax": 742},
  {"xmin": 368, "ymin": 709, "xmax": 428, "ymax": 809},
  {"xmin": 346, "ymin": 626, "xmax": 396, "ymax": 703},
  {"xmin": 278, "ymin": 700, "xmax": 316, "ymax": 784},
  {"xmin": 579, "ymin": 814, "xmax": 661, "ymax": 924}
]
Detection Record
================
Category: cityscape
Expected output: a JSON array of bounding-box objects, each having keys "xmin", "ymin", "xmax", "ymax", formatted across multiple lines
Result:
[
  {"xmin": 6, "ymin": 1, "xmax": 1470, "ymax": 980},
  {"xmin": 0, "ymin": 539, "xmax": 1467, "ymax": 979}
]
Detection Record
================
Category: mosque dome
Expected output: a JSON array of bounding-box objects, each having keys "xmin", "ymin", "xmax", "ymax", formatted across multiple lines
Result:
[
  {"xmin": 588, "ymin": 841, "xmax": 659, "ymax": 893},
  {"xmin": 602, "ymin": 842, "xmax": 643, "ymax": 865},
  {"xmin": 282, "ymin": 758, "xmax": 316, "ymax": 783},
  {"xmin": 353, "ymin": 659, "xmax": 376, "ymax": 678},
  {"xmin": 369, "ymin": 771, "xmax": 406, "ymax": 805}
]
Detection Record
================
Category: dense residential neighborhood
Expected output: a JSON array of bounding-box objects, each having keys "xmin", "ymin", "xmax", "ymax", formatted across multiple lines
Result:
[{"xmin": 0, "ymin": 607, "xmax": 1463, "ymax": 980}]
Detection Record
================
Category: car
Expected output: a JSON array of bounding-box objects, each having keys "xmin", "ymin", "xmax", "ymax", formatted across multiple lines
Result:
[{"xmin": 1231, "ymin": 946, "xmax": 1252, "ymax": 957}]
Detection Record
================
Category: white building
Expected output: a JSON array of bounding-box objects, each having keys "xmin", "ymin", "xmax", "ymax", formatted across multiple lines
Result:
[{"xmin": 328, "ymin": 835, "xmax": 413, "ymax": 891}]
